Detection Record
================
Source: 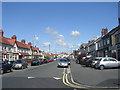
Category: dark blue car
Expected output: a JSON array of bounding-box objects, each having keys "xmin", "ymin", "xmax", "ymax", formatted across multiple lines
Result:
[{"xmin": 0, "ymin": 61, "xmax": 13, "ymax": 74}]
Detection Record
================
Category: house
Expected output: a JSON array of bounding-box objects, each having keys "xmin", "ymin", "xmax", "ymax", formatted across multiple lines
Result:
[{"xmin": 0, "ymin": 29, "xmax": 42, "ymax": 61}]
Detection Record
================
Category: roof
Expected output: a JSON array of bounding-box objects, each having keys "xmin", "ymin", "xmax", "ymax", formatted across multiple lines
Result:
[
  {"xmin": 16, "ymin": 41, "xmax": 30, "ymax": 49},
  {"xmin": 0, "ymin": 37, "xmax": 15, "ymax": 46},
  {"xmin": 31, "ymin": 46, "xmax": 39, "ymax": 51}
]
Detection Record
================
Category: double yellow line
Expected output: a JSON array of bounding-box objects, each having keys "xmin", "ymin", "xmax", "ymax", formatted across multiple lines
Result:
[{"xmin": 62, "ymin": 69, "xmax": 87, "ymax": 89}]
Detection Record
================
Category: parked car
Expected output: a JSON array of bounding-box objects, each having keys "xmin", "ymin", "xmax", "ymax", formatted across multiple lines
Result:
[
  {"xmin": 0, "ymin": 61, "xmax": 13, "ymax": 74},
  {"xmin": 80, "ymin": 57, "xmax": 90, "ymax": 65},
  {"xmin": 47, "ymin": 59, "xmax": 53, "ymax": 62},
  {"xmin": 91, "ymin": 57, "xmax": 102, "ymax": 68},
  {"xmin": 85, "ymin": 57, "xmax": 97, "ymax": 67},
  {"xmin": 43, "ymin": 59, "xmax": 48, "ymax": 63},
  {"xmin": 9, "ymin": 61, "xmax": 15, "ymax": 66},
  {"xmin": 57, "ymin": 59, "xmax": 69, "ymax": 68},
  {"xmin": 12, "ymin": 59, "xmax": 28, "ymax": 69},
  {"xmin": 95, "ymin": 57, "xmax": 120, "ymax": 70},
  {"xmin": 31, "ymin": 59, "xmax": 41, "ymax": 66},
  {"xmin": 39, "ymin": 59, "xmax": 44, "ymax": 64}
]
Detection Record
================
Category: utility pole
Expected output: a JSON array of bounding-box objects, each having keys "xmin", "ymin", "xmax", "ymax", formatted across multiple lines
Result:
[{"xmin": 49, "ymin": 44, "xmax": 50, "ymax": 54}]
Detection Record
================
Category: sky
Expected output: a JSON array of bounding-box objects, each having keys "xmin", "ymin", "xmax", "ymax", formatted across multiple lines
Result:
[{"xmin": 2, "ymin": 2, "xmax": 119, "ymax": 54}]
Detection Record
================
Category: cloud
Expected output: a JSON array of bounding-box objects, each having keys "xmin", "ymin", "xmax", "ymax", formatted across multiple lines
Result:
[
  {"xmin": 55, "ymin": 34, "xmax": 67, "ymax": 46},
  {"xmin": 44, "ymin": 27, "xmax": 58, "ymax": 35},
  {"xmin": 68, "ymin": 44, "xmax": 74, "ymax": 49},
  {"xmin": 71, "ymin": 30, "xmax": 80, "ymax": 40},
  {"xmin": 33, "ymin": 35, "xmax": 40, "ymax": 44},
  {"xmin": 42, "ymin": 42, "xmax": 51, "ymax": 47}
]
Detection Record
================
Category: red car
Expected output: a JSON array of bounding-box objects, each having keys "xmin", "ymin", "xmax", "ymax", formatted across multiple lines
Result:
[{"xmin": 47, "ymin": 59, "xmax": 52, "ymax": 62}]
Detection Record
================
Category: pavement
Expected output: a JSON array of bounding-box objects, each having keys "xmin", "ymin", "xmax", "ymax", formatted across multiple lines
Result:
[{"xmin": 1, "ymin": 60, "xmax": 120, "ymax": 90}]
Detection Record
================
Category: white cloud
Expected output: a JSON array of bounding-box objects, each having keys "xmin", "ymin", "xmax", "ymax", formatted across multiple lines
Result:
[
  {"xmin": 42, "ymin": 42, "xmax": 51, "ymax": 47},
  {"xmin": 77, "ymin": 44, "xmax": 81, "ymax": 47},
  {"xmin": 68, "ymin": 44, "xmax": 74, "ymax": 49},
  {"xmin": 44, "ymin": 27, "xmax": 58, "ymax": 35},
  {"xmin": 71, "ymin": 30, "xmax": 80, "ymax": 40},
  {"xmin": 55, "ymin": 34, "xmax": 67, "ymax": 46}
]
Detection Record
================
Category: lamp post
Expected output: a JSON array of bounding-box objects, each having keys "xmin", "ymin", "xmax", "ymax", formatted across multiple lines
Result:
[{"xmin": 49, "ymin": 43, "xmax": 50, "ymax": 54}]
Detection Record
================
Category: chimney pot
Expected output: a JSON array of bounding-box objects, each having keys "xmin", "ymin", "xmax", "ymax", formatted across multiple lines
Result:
[
  {"xmin": 21, "ymin": 40, "xmax": 25, "ymax": 44},
  {"xmin": 0, "ymin": 29, "xmax": 4, "ymax": 37},
  {"xmin": 11, "ymin": 35, "xmax": 17, "ymax": 40},
  {"xmin": 28, "ymin": 42, "xmax": 32, "ymax": 46}
]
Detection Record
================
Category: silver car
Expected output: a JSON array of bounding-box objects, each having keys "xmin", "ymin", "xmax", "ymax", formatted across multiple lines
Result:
[
  {"xmin": 95, "ymin": 57, "xmax": 120, "ymax": 70},
  {"xmin": 57, "ymin": 59, "xmax": 68, "ymax": 68},
  {"xmin": 13, "ymin": 59, "xmax": 28, "ymax": 69}
]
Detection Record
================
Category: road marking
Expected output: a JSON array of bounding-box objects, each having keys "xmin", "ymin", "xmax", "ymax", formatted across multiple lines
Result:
[
  {"xmin": 62, "ymin": 73, "xmax": 87, "ymax": 88},
  {"xmin": 53, "ymin": 77, "xmax": 61, "ymax": 80},
  {"xmin": 65, "ymin": 74, "xmax": 86, "ymax": 88},
  {"xmin": 28, "ymin": 77, "xmax": 35, "ymax": 79}
]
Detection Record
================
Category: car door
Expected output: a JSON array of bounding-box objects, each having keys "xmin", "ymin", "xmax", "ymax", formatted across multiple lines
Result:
[
  {"xmin": 102, "ymin": 58, "xmax": 111, "ymax": 68},
  {"xmin": 109, "ymin": 58, "xmax": 118, "ymax": 68}
]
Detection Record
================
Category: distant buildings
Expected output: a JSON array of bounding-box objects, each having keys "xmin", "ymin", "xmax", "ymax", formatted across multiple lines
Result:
[
  {"xmin": 0, "ymin": 30, "xmax": 43, "ymax": 61},
  {"xmin": 77, "ymin": 26, "xmax": 120, "ymax": 61}
]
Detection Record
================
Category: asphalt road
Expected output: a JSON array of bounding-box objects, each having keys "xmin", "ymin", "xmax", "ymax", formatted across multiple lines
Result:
[
  {"xmin": 2, "ymin": 61, "xmax": 69, "ymax": 89},
  {"xmin": 70, "ymin": 60, "xmax": 120, "ymax": 88},
  {"xmin": 1, "ymin": 60, "xmax": 120, "ymax": 90}
]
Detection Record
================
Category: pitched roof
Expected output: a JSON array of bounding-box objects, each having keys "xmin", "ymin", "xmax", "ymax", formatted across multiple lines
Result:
[
  {"xmin": 31, "ymin": 46, "xmax": 39, "ymax": 51},
  {"xmin": 0, "ymin": 37, "xmax": 15, "ymax": 46},
  {"xmin": 16, "ymin": 41, "xmax": 30, "ymax": 49}
]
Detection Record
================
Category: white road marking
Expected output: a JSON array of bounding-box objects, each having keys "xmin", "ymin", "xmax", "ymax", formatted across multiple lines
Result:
[
  {"xmin": 53, "ymin": 77, "xmax": 61, "ymax": 80},
  {"xmin": 28, "ymin": 77, "xmax": 35, "ymax": 79}
]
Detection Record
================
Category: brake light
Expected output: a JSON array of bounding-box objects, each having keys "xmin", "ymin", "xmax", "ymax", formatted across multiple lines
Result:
[{"xmin": 97, "ymin": 62, "xmax": 100, "ymax": 64}]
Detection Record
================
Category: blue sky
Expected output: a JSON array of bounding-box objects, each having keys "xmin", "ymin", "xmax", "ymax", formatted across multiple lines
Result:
[{"xmin": 2, "ymin": 2, "xmax": 119, "ymax": 53}]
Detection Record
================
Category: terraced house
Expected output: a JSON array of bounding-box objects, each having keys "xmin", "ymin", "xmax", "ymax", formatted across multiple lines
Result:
[
  {"xmin": 0, "ymin": 30, "xmax": 43, "ymax": 61},
  {"xmin": 78, "ymin": 26, "xmax": 120, "ymax": 61}
]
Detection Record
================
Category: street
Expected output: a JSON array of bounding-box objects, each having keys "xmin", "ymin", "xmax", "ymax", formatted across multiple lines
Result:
[{"xmin": 1, "ymin": 60, "xmax": 120, "ymax": 90}]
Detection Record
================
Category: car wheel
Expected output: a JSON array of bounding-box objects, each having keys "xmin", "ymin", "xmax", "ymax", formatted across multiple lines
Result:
[
  {"xmin": 21, "ymin": 66, "xmax": 24, "ymax": 69},
  {"xmin": 0, "ymin": 70, "xmax": 3, "ymax": 74},
  {"xmin": 100, "ymin": 65, "xmax": 104, "ymax": 70},
  {"xmin": 95, "ymin": 64, "xmax": 98, "ymax": 69},
  {"xmin": 10, "ymin": 68, "xmax": 13, "ymax": 72}
]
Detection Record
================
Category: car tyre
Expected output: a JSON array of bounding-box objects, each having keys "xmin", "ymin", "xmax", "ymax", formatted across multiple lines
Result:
[
  {"xmin": 21, "ymin": 66, "xmax": 24, "ymax": 69},
  {"xmin": 0, "ymin": 70, "xmax": 3, "ymax": 74},
  {"xmin": 10, "ymin": 68, "xmax": 13, "ymax": 72},
  {"xmin": 100, "ymin": 65, "xmax": 104, "ymax": 70},
  {"xmin": 95, "ymin": 64, "xmax": 98, "ymax": 69}
]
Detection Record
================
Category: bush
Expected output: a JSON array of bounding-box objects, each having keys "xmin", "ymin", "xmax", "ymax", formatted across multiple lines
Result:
[{"xmin": 44, "ymin": 56, "xmax": 50, "ymax": 59}]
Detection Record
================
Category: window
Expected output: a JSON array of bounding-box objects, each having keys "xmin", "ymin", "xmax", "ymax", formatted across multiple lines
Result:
[
  {"xmin": 107, "ymin": 38, "xmax": 110, "ymax": 44},
  {"xmin": 103, "ymin": 59, "xmax": 108, "ymax": 61},
  {"xmin": 109, "ymin": 59, "xmax": 117, "ymax": 62}
]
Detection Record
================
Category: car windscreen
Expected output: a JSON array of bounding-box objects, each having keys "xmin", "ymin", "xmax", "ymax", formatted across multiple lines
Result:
[
  {"xmin": 59, "ymin": 59, "xmax": 67, "ymax": 62},
  {"xmin": 96, "ymin": 58, "xmax": 101, "ymax": 61}
]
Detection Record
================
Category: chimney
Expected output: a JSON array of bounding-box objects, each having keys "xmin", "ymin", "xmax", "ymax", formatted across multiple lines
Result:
[
  {"xmin": 102, "ymin": 28, "xmax": 108, "ymax": 36},
  {"xmin": 11, "ymin": 35, "xmax": 17, "ymax": 40},
  {"xmin": 28, "ymin": 42, "xmax": 32, "ymax": 46},
  {"xmin": 21, "ymin": 40, "xmax": 25, "ymax": 44},
  {"xmin": 0, "ymin": 29, "xmax": 4, "ymax": 37}
]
